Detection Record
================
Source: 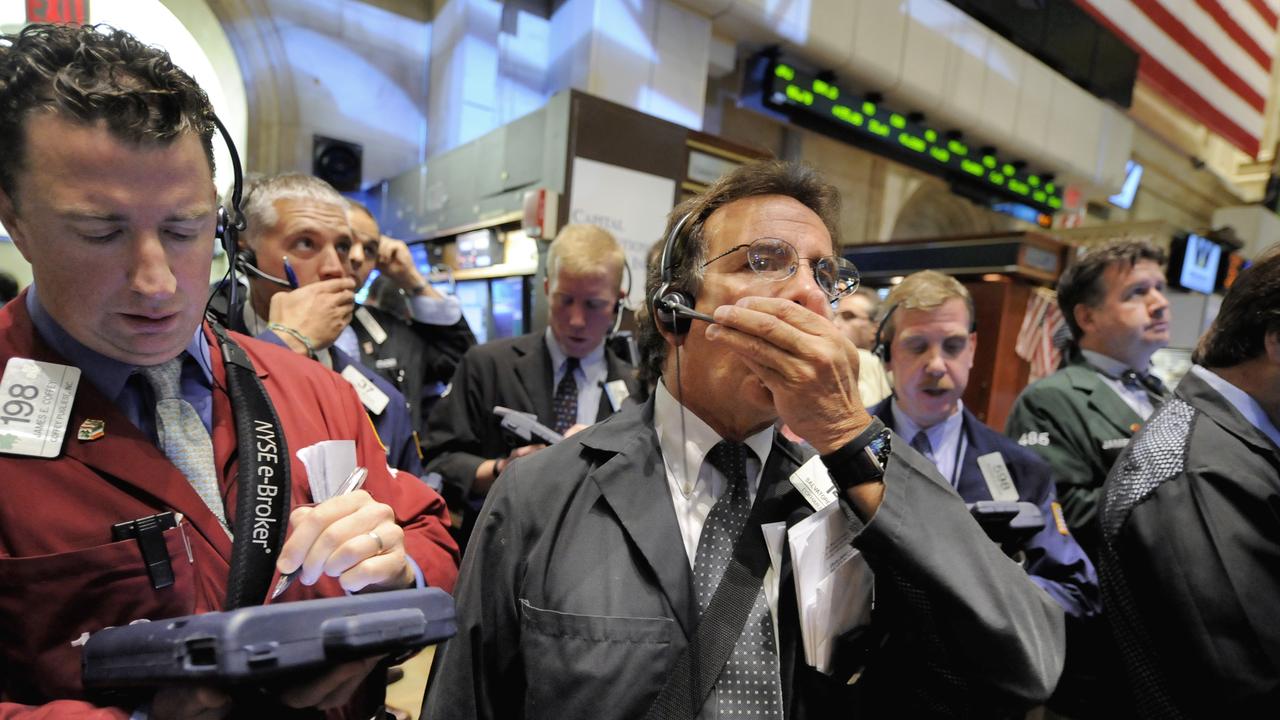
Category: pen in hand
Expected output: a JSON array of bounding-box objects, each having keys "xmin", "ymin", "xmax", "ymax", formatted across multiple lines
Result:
[
  {"xmin": 282, "ymin": 256, "xmax": 300, "ymax": 289},
  {"xmin": 270, "ymin": 466, "xmax": 368, "ymax": 599}
]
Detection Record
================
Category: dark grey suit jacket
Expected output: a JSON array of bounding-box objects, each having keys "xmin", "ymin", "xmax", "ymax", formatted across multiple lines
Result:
[
  {"xmin": 423, "ymin": 332, "xmax": 645, "ymax": 499},
  {"xmin": 425, "ymin": 398, "xmax": 1065, "ymax": 719}
]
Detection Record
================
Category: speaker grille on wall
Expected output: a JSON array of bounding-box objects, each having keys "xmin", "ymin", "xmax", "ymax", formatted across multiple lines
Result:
[{"xmin": 313, "ymin": 135, "xmax": 363, "ymax": 192}]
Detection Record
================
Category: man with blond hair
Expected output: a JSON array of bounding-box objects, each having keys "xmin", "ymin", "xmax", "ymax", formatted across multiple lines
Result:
[
  {"xmin": 423, "ymin": 224, "xmax": 646, "ymax": 545},
  {"xmin": 867, "ymin": 271, "xmax": 1098, "ymax": 619}
]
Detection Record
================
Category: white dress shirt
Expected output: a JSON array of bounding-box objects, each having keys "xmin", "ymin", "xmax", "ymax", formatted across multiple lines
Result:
[
  {"xmin": 544, "ymin": 327, "xmax": 608, "ymax": 426},
  {"xmin": 1082, "ymin": 349, "xmax": 1156, "ymax": 420}
]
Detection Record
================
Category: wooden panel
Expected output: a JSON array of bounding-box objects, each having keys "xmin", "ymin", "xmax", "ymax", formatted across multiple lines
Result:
[{"xmin": 963, "ymin": 278, "xmax": 1032, "ymax": 431}]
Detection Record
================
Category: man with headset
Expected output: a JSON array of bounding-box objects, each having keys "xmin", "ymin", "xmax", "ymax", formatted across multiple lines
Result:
[
  {"xmin": 209, "ymin": 173, "xmax": 426, "ymax": 477},
  {"xmin": 343, "ymin": 199, "xmax": 475, "ymax": 436},
  {"xmin": 422, "ymin": 223, "xmax": 646, "ymax": 545},
  {"xmin": 0, "ymin": 24, "xmax": 457, "ymax": 718},
  {"xmin": 426, "ymin": 160, "xmax": 1064, "ymax": 718},
  {"xmin": 866, "ymin": 270, "xmax": 1099, "ymax": 619}
]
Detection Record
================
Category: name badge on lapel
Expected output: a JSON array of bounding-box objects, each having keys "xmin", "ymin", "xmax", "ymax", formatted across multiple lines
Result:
[
  {"xmin": 976, "ymin": 452, "xmax": 1019, "ymax": 502},
  {"xmin": 0, "ymin": 357, "xmax": 81, "ymax": 458},
  {"xmin": 603, "ymin": 379, "xmax": 630, "ymax": 412},
  {"xmin": 354, "ymin": 306, "xmax": 388, "ymax": 345},
  {"xmin": 339, "ymin": 365, "xmax": 390, "ymax": 415}
]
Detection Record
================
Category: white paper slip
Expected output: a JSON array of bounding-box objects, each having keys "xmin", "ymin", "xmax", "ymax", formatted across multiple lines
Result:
[
  {"xmin": 977, "ymin": 451, "xmax": 1020, "ymax": 502},
  {"xmin": 788, "ymin": 502, "xmax": 873, "ymax": 674},
  {"xmin": 340, "ymin": 365, "xmax": 390, "ymax": 415},
  {"xmin": 295, "ymin": 440, "xmax": 357, "ymax": 501},
  {"xmin": 604, "ymin": 379, "xmax": 630, "ymax": 412},
  {"xmin": 0, "ymin": 358, "xmax": 81, "ymax": 458},
  {"xmin": 788, "ymin": 454, "xmax": 839, "ymax": 511}
]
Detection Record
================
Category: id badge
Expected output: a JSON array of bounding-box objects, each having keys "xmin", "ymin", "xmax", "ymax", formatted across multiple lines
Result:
[{"xmin": 0, "ymin": 357, "xmax": 81, "ymax": 458}]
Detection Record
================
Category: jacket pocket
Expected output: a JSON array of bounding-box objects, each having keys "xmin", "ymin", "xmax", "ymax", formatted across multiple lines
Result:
[
  {"xmin": 0, "ymin": 525, "xmax": 196, "ymax": 704},
  {"xmin": 520, "ymin": 599, "xmax": 675, "ymax": 719}
]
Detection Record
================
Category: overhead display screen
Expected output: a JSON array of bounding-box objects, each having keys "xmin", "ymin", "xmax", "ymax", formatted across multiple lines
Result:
[{"xmin": 759, "ymin": 57, "xmax": 1064, "ymax": 215}]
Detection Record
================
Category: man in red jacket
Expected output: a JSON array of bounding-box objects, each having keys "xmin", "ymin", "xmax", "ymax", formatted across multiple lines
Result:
[{"xmin": 0, "ymin": 23, "xmax": 458, "ymax": 719}]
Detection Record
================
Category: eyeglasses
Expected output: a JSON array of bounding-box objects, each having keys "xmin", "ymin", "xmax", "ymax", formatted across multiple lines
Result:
[{"xmin": 699, "ymin": 237, "xmax": 861, "ymax": 301}]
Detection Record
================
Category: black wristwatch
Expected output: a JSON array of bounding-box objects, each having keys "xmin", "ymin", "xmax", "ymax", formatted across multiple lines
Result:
[{"xmin": 820, "ymin": 418, "xmax": 892, "ymax": 491}]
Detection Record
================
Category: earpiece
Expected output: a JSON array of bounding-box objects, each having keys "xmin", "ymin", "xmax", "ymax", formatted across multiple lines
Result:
[
  {"xmin": 650, "ymin": 211, "xmax": 699, "ymax": 336},
  {"xmin": 870, "ymin": 300, "xmax": 978, "ymax": 364},
  {"xmin": 871, "ymin": 303, "xmax": 897, "ymax": 364}
]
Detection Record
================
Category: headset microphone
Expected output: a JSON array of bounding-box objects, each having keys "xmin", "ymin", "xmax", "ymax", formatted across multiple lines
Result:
[
  {"xmin": 234, "ymin": 250, "xmax": 293, "ymax": 288},
  {"xmin": 660, "ymin": 295, "xmax": 716, "ymax": 325}
]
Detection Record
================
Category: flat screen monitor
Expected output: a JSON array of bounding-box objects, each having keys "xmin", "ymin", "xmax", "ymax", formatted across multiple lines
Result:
[
  {"xmin": 1168, "ymin": 233, "xmax": 1222, "ymax": 295},
  {"xmin": 1108, "ymin": 161, "xmax": 1144, "ymax": 209},
  {"xmin": 429, "ymin": 276, "xmax": 529, "ymax": 345}
]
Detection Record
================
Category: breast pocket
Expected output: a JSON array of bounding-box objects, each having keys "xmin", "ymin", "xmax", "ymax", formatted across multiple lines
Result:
[
  {"xmin": 520, "ymin": 599, "xmax": 676, "ymax": 720},
  {"xmin": 0, "ymin": 525, "xmax": 196, "ymax": 704}
]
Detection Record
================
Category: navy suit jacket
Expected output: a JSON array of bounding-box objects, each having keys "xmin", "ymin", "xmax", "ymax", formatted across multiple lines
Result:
[{"xmin": 871, "ymin": 400, "xmax": 1101, "ymax": 619}]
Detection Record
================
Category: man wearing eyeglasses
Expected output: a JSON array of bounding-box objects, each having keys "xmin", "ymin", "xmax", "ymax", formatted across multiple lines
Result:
[
  {"xmin": 422, "ymin": 224, "xmax": 647, "ymax": 546},
  {"xmin": 426, "ymin": 160, "xmax": 1064, "ymax": 719}
]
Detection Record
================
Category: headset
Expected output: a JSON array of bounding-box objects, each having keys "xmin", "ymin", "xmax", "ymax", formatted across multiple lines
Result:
[
  {"xmin": 871, "ymin": 300, "xmax": 978, "ymax": 364},
  {"xmin": 650, "ymin": 210, "xmax": 716, "ymax": 336},
  {"xmin": 210, "ymin": 113, "xmax": 251, "ymax": 312},
  {"xmin": 211, "ymin": 119, "xmax": 291, "ymax": 291},
  {"xmin": 608, "ymin": 261, "xmax": 632, "ymax": 337}
]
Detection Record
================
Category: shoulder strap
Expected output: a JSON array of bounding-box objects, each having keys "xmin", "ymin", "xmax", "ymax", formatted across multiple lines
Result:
[
  {"xmin": 209, "ymin": 322, "xmax": 292, "ymax": 609},
  {"xmin": 643, "ymin": 491, "xmax": 774, "ymax": 720}
]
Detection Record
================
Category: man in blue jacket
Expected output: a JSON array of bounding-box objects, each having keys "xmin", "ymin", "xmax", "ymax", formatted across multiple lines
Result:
[{"xmin": 868, "ymin": 270, "xmax": 1099, "ymax": 619}]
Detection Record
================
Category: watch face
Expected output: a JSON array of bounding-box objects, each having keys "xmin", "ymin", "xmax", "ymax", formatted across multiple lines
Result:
[{"xmin": 869, "ymin": 429, "xmax": 892, "ymax": 465}]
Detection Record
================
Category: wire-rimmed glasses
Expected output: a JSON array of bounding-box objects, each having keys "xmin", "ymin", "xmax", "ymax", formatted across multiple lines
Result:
[{"xmin": 699, "ymin": 237, "xmax": 861, "ymax": 301}]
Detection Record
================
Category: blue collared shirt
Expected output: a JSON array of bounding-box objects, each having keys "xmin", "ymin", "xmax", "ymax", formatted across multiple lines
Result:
[
  {"xmin": 26, "ymin": 286, "xmax": 214, "ymax": 440},
  {"xmin": 544, "ymin": 327, "xmax": 608, "ymax": 426},
  {"xmin": 890, "ymin": 397, "xmax": 966, "ymax": 488},
  {"xmin": 1190, "ymin": 365, "xmax": 1280, "ymax": 450}
]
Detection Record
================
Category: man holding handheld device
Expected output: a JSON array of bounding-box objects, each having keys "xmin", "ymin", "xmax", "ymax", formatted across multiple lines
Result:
[
  {"xmin": 0, "ymin": 23, "xmax": 458, "ymax": 719},
  {"xmin": 866, "ymin": 270, "xmax": 1099, "ymax": 620}
]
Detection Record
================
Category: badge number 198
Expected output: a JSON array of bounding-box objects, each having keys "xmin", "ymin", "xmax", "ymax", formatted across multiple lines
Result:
[{"xmin": 0, "ymin": 358, "xmax": 81, "ymax": 458}]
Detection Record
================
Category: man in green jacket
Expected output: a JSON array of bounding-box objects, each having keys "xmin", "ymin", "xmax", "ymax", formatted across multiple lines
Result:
[{"xmin": 1006, "ymin": 239, "xmax": 1171, "ymax": 718}]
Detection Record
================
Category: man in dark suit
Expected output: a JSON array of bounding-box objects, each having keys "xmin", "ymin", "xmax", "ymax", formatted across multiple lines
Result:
[
  {"xmin": 867, "ymin": 270, "xmax": 1098, "ymax": 619},
  {"xmin": 1101, "ymin": 246, "xmax": 1280, "ymax": 719},
  {"xmin": 422, "ymin": 224, "xmax": 646, "ymax": 542},
  {"xmin": 210, "ymin": 173, "xmax": 425, "ymax": 476},
  {"xmin": 426, "ymin": 160, "xmax": 1065, "ymax": 719},
  {"xmin": 344, "ymin": 200, "xmax": 475, "ymax": 435}
]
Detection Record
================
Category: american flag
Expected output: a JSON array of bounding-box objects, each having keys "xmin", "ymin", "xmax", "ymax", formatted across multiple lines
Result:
[
  {"xmin": 1016, "ymin": 287, "xmax": 1066, "ymax": 383},
  {"xmin": 1078, "ymin": 0, "xmax": 1279, "ymax": 158}
]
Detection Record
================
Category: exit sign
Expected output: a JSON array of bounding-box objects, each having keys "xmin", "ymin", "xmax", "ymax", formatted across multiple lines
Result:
[{"xmin": 26, "ymin": 0, "xmax": 88, "ymax": 25}]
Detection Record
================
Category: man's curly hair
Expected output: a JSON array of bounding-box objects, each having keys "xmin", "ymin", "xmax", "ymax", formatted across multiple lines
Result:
[{"xmin": 0, "ymin": 23, "xmax": 216, "ymax": 203}]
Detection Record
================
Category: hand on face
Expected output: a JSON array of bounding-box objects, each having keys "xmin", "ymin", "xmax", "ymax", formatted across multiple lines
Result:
[
  {"xmin": 275, "ymin": 489, "xmax": 414, "ymax": 594},
  {"xmin": 705, "ymin": 297, "xmax": 871, "ymax": 454},
  {"xmin": 267, "ymin": 277, "xmax": 356, "ymax": 351}
]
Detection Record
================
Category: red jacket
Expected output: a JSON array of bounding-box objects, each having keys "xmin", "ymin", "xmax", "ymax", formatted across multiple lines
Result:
[{"xmin": 0, "ymin": 293, "xmax": 458, "ymax": 718}]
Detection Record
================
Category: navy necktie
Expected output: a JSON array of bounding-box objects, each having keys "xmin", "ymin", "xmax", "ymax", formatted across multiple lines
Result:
[{"xmin": 552, "ymin": 357, "xmax": 580, "ymax": 434}]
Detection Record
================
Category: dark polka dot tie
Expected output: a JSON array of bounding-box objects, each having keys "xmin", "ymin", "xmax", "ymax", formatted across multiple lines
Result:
[
  {"xmin": 552, "ymin": 357, "xmax": 580, "ymax": 434},
  {"xmin": 694, "ymin": 441, "xmax": 783, "ymax": 719}
]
